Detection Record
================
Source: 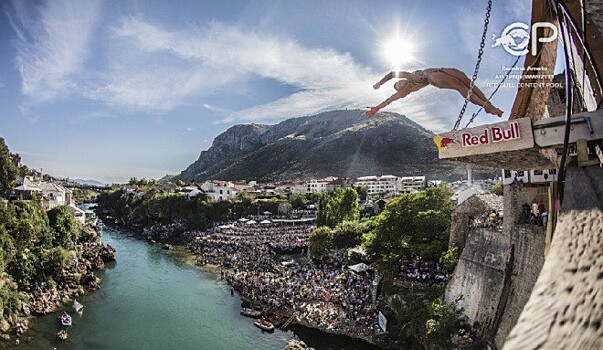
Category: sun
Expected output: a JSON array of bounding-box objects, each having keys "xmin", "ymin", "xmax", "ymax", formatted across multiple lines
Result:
[{"xmin": 381, "ymin": 36, "xmax": 416, "ymax": 69}]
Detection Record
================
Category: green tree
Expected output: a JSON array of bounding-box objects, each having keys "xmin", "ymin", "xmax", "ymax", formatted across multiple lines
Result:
[
  {"xmin": 288, "ymin": 192, "xmax": 307, "ymax": 208},
  {"xmin": 0, "ymin": 138, "xmax": 18, "ymax": 197},
  {"xmin": 309, "ymin": 226, "xmax": 333, "ymax": 256},
  {"xmin": 424, "ymin": 298, "xmax": 463, "ymax": 349},
  {"xmin": 331, "ymin": 220, "xmax": 362, "ymax": 250},
  {"xmin": 41, "ymin": 246, "xmax": 72, "ymax": 278},
  {"xmin": 316, "ymin": 187, "xmax": 359, "ymax": 228},
  {"xmin": 365, "ymin": 187, "xmax": 454, "ymax": 278},
  {"xmin": 334, "ymin": 187, "xmax": 359, "ymax": 223},
  {"xmin": 355, "ymin": 185, "xmax": 368, "ymax": 201},
  {"xmin": 316, "ymin": 193, "xmax": 331, "ymax": 227},
  {"xmin": 48, "ymin": 206, "xmax": 80, "ymax": 248}
]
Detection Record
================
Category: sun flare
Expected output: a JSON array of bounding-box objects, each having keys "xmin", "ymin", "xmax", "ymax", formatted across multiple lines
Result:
[{"xmin": 382, "ymin": 36, "xmax": 416, "ymax": 69}]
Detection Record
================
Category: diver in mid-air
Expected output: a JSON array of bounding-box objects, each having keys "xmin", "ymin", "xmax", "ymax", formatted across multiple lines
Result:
[{"xmin": 367, "ymin": 68, "xmax": 504, "ymax": 117}]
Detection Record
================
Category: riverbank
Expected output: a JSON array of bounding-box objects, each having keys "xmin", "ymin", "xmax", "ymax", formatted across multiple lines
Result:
[
  {"xmin": 8, "ymin": 225, "xmax": 382, "ymax": 350},
  {"xmin": 0, "ymin": 224, "xmax": 115, "ymax": 345}
]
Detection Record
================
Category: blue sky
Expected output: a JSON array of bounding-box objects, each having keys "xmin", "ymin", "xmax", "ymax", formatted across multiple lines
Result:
[{"xmin": 1, "ymin": 0, "xmax": 539, "ymax": 183}]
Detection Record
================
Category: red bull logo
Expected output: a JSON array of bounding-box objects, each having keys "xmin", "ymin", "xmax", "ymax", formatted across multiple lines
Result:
[{"xmin": 433, "ymin": 135, "xmax": 458, "ymax": 150}]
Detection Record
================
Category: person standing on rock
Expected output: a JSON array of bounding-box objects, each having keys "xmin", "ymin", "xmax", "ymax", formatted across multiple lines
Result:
[{"xmin": 366, "ymin": 68, "xmax": 504, "ymax": 117}]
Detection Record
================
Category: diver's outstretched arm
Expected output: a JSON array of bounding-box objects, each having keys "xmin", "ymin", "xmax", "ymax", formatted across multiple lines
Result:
[
  {"xmin": 373, "ymin": 71, "xmax": 412, "ymax": 89},
  {"xmin": 366, "ymin": 90, "xmax": 409, "ymax": 117}
]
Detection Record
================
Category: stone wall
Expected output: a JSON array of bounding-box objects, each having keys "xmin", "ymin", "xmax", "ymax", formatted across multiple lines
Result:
[
  {"xmin": 494, "ymin": 225, "xmax": 546, "ymax": 346},
  {"xmin": 504, "ymin": 184, "xmax": 549, "ymax": 226},
  {"xmin": 446, "ymin": 184, "xmax": 548, "ymax": 347},
  {"xmin": 445, "ymin": 228, "xmax": 511, "ymax": 331}
]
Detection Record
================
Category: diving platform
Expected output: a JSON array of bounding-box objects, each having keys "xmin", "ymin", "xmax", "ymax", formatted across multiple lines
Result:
[{"xmin": 435, "ymin": 110, "xmax": 603, "ymax": 170}]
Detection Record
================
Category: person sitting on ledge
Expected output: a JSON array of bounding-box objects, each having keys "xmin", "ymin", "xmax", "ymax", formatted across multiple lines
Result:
[{"xmin": 367, "ymin": 68, "xmax": 504, "ymax": 117}]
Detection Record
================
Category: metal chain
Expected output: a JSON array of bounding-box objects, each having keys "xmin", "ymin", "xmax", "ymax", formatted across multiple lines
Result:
[
  {"xmin": 464, "ymin": 54, "xmax": 521, "ymax": 128},
  {"xmin": 453, "ymin": 0, "xmax": 492, "ymax": 130}
]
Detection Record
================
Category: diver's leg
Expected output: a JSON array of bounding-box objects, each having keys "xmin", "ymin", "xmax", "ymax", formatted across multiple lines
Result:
[
  {"xmin": 453, "ymin": 85, "xmax": 504, "ymax": 117},
  {"xmin": 440, "ymin": 68, "xmax": 489, "ymax": 102},
  {"xmin": 429, "ymin": 72, "xmax": 503, "ymax": 117}
]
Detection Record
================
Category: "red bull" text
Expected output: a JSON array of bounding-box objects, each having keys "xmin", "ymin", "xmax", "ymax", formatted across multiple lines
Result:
[{"xmin": 462, "ymin": 121, "xmax": 521, "ymax": 146}]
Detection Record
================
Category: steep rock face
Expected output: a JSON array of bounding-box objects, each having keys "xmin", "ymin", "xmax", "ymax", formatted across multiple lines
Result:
[
  {"xmin": 177, "ymin": 110, "xmax": 474, "ymax": 182},
  {"xmin": 179, "ymin": 124, "xmax": 269, "ymax": 180}
]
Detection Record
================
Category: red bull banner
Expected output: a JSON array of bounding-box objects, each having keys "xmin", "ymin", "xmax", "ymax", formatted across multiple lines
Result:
[{"xmin": 434, "ymin": 118, "xmax": 534, "ymax": 159}]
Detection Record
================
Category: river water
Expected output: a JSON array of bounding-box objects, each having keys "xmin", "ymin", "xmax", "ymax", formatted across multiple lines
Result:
[{"xmin": 7, "ymin": 225, "xmax": 380, "ymax": 350}]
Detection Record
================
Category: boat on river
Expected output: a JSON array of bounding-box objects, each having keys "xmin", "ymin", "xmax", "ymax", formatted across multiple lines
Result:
[
  {"xmin": 73, "ymin": 300, "xmax": 83, "ymax": 312},
  {"xmin": 57, "ymin": 330, "xmax": 68, "ymax": 340},
  {"xmin": 59, "ymin": 312, "xmax": 72, "ymax": 327},
  {"xmin": 240, "ymin": 308, "xmax": 262, "ymax": 318},
  {"xmin": 254, "ymin": 318, "xmax": 275, "ymax": 332}
]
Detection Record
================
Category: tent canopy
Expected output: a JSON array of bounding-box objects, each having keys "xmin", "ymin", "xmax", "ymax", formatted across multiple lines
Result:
[
  {"xmin": 348, "ymin": 262, "xmax": 370, "ymax": 273},
  {"xmin": 238, "ymin": 218, "xmax": 249, "ymax": 222},
  {"xmin": 349, "ymin": 247, "xmax": 367, "ymax": 256},
  {"xmin": 263, "ymin": 211, "xmax": 272, "ymax": 215},
  {"xmin": 245, "ymin": 220, "xmax": 257, "ymax": 225},
  {"xmin": 260, "ymin": 219, "xmax": 272, "ymax": 224}
]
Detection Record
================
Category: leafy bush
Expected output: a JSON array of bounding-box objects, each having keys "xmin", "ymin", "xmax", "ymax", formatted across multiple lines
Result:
[
  {"xmin": 48, "ymin": 206, "xmax": 81, "ymax": 248},
  {"xmin": 330, "ymin": 220, "xmax": 363, "ymax": 250},
  {"xmin": 490, "ymin": 182, "xmax": 503, "ymax": 196},
  {"xmin": 316, "ymin": 187, "xmax": 359, "ymax": 228},
  {"xmin": 309, "ymin": 226, "xmax": 333, "ymax": 256},
  {"xmin": 439, "ymin": 246, "xmax": 460, "ymax": 273}
]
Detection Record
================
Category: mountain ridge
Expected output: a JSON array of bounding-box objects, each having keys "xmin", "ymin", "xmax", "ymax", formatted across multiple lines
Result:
[{"xmin": 177, "ymin": 110, "xmax": 480, "ymax": 182}]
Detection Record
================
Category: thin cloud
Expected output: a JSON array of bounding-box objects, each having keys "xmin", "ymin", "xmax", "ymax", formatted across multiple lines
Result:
[
  {"xmin": 202, "ymin": 103, "xmax": 231, "ymax": 114},
  {"xmin": 105, "ymin": 18, "xmax": 448, "ymax": 131},
  {"xmin": 7, "ymin": 0, "xmax": 101, "ymax": 104},
  {"xmin": 7, "ymin": 6, "xmax": 451, "ymax": 132}
]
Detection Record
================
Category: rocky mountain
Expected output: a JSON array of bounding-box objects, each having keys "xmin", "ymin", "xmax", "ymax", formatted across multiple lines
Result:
[{"xmin": 177, "ymin": 110, "xmax": 479, "ymax": 182}]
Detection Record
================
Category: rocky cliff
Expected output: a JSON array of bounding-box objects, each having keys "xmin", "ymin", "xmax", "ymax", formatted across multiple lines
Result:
[{"xmin": 177, "ymin": 110, "xmax": 489, "ymax": 182}]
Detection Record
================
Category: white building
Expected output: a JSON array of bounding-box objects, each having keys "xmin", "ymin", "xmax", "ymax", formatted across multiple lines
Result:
[
  {"xmin": 453, "ymin": 187, "xmax": 485, "ymax": 206},
  {"xmin": 305, "ymin": 177, "xmax": 352, "ymax": 194},
  {"xmin": 399, "ymin": 176, "xmax": 427, "ymax": 193},
  {"xmin": 275, "ymin": 182, "xmax": 306, "ymax": 194},
  {"xmin": 200, "ymin": 180, "xmax": 236, "ymax": 201},
  {"xmin": 35, "ymin": 181, "xmax": 67, "ymax": 210},
  {"xmin": 67, "ymin": 205, "xmax": 86, "ymax": 224},
  {"xmin": 355, "ymin": 175, "xmax": 399, "ymax": 196},
  {"xmin": 305, "ymin": 177, "xmax": 334, "ymax": 193},
  {"xmin": 14, "ymin": 177, "xmax": 74, "ymax": 210}
]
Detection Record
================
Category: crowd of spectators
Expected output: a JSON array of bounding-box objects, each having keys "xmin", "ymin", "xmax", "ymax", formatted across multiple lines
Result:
[
  {"xmin": 189, "ymin": 222, "xmax": 313, "ymax": 270},
  {"xmin": 188, "ymin": 220, "xmax": 382, "ymax": 337},
  {"xmin": 520, "ymin": 202, "xmax": 548, "ymax": 227},
  {"xmin": 398, "ymin": 257, "xmax": 449, "ymax": 285},
  {"xmin": 471, "ymin": 210, "xmax": 503, "ymax": 230},
  {"xmin": 228, "ymin": 252, "xmax": 380, "ymax": 337}
]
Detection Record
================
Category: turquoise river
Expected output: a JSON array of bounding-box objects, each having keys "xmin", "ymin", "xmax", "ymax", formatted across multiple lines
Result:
[{"xmin": 3, "ymin": 225, "xmax": 380, "ymax": 350}]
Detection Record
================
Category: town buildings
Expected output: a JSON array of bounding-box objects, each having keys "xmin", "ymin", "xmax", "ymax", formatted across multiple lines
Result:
[
  {"xmin": 355, "ymin": 175, "xmax": 427, "ymax": 196},
  {"xmin": 13, "ymin": 176, "xmax": 86, "ymax": 222}
]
